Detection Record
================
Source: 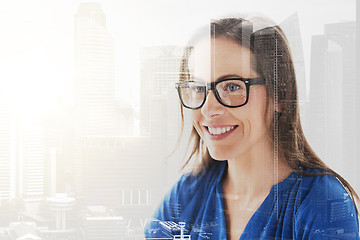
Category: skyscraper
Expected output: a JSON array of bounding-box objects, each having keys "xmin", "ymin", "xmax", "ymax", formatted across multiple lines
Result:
[
  {"xmin": 74, "ymin": 2, "xmax": 125, "ymax": 136},
  {"xmin": 0, "ymin": 102, "xmax": 16, "ymax": 200},
  {"xmin": 324, "ymin": 22, "xmax": 357, "ymax": 176},
  {"xmin": 280, "ymin": 13, "xmax": 307, "ymax": 103},
  {"xmin": 140, "ymin": 46, "xmax": 186, "ymax": 139},
  {"xmin": 73, "ymin": 3, "xmax": 135, "ymax": 205},
  {"xmin": 20, "ymin": 124, "xmax": 45, "ymax": 199},
  {"xmin": 308, "ymin": 21, "xmax": 357, "ymax": 188}
]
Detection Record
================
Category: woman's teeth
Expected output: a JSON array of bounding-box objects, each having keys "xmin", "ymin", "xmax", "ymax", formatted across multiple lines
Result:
[{"xmin": 207, "ymin": 126, "xmax": 236, "ymax": 135}]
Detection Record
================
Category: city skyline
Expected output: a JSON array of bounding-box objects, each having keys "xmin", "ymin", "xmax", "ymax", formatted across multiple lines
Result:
[
  {"xmin": 0, "ymin": 1, "xmax": 356, "ymax": 113},
  {"xmin": 0, "ymin": 1, "xmax": 358, "ymax": 239}
]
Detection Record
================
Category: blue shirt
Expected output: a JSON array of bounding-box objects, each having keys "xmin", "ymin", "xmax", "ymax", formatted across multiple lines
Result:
[{"xmin": 145, "ymin": 160, "xmax": 359, "ymax": 239}]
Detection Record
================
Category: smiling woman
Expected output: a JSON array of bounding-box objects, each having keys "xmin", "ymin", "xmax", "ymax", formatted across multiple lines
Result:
[
  {"xmin": 145, "ymin": 16, "xmax": 359, "ymax": 240},
  {"xmin": 190, "ymin": 38, "xmax": 272, "ymax": 163}
]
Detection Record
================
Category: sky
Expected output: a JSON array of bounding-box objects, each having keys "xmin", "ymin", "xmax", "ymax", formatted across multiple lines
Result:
[{"xmin": 0, "ymin": 0, "xmax": 356, "ymax": 113}]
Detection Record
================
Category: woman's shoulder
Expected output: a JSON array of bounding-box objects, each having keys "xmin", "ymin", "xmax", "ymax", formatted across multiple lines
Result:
[
  {"xmin": 295, "ymin": 168, "xmax": 355, "ymax": 213},
  {"xmin": 296, "ymin": 168, "xmax": 352, "ymax": 200},
  {"xmin": 172, "ymin": 160, "xmax": 226, "ymax": 199},
  {"xmin": 293, "ymin": 168, "xmax": 359, "ymax": 239},
  {"xmin": 279, "ymin": 167, "xmax": 349, "ymax": 199}
]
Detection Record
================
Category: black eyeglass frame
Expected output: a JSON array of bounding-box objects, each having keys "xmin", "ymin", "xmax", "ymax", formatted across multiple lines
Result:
[{"xmin": 175, "ymin": 77, "xmax": 266, "ymax": 109}]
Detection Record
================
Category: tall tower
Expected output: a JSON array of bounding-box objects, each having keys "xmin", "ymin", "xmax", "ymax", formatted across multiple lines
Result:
[
  {"xmin": 324, "ymin": 21, "xmax": 357, "ymax": 171},
  {"xmin": 308, "ymin": 21, "xmax": 357, "ymax": 187},
  {"xmin": 139, "ymin": 46, "xmax": 192, "ymax": 214},
  {"xmin": 20, "ymin": 124, "xmax": 45, "ymax": 199},
  {"xmin": 0, "ymin": 101, "xmax": 16, "ymax": 200},
  {"xmin": 140, "ymin": 46, "xmax": 186, "ymax": 139},
  {"xmin": 280, "ymin": 13, "xmax": 307, "ymax": 103},
  {"xmin": 74, "ymin": 2, "xmax": 121, "ymax": 136},
  {"xmin": 73, "ymin": 3, "xmax": 134, "ymax": 203}
]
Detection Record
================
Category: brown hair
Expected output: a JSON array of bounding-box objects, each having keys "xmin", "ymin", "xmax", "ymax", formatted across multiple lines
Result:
[{"xmin": 177, "ymin": 17, "xmax": 359, "ymax": 211}]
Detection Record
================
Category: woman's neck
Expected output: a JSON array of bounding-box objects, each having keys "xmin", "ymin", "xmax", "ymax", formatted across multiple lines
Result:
[{"xmin": 222, "ymin": 141, "xmax": 292, "ymax": 199}]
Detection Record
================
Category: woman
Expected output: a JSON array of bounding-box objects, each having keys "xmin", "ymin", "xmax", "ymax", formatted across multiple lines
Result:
[{"xmin": 145, "ymin": 16, "xmax": 359, "ymax": 239}]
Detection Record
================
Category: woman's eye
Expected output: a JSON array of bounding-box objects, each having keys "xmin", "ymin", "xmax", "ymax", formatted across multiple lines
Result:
[
  {"xmin": 224, "ymin": 83, "xmax": 241, "ymax": 92},
  {"xmin": 193, "ymin": 86, "xmax": 205, "ymax": 93}
]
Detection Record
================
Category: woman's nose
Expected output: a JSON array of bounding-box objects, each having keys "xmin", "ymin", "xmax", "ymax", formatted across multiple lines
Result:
[{"xmin": 200, "ymin": 90, "xmax": 225, "ymax": 119}]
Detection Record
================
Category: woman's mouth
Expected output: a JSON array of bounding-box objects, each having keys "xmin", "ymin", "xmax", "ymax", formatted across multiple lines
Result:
[{"xmin": 204, "ymin": 125, "xmax": 238, "ymax": 139}]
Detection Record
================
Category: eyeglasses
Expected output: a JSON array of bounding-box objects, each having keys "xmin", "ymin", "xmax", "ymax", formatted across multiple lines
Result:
[{"xmin": 175, "ymin": 77, "xmax": 266, "ymax": 109}]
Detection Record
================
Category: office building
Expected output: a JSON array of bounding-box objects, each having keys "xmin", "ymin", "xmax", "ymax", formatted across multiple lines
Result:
[
  {"xmin": 21, "ymin": 124, "xmax": 45, "ymax": 199},
  {"xmin": 73, "ymin": 3, "xmax": 134, "ymax": 203},
  {"xmin": 308, "ymin": 21, "xmax": 357, "ymax": 186},
  {"xmin": 0, "ymin": 103, "xmax": 16, "ymax": 200}
]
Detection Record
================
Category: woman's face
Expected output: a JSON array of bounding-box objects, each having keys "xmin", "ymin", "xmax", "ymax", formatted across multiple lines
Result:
[{"xmin": 191, "ymin": 37, "xmax": 273, "ymax": 161}]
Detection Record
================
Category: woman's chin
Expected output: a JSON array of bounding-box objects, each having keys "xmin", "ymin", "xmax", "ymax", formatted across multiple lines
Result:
[{"xmin": 207, "ymin": 149, "xmax": 229, "ymax": 161}]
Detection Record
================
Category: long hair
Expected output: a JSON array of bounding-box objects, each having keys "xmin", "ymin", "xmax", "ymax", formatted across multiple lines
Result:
[{"xmin": 177, "ymin": 17, "xmax": 359, "ymax": 211}]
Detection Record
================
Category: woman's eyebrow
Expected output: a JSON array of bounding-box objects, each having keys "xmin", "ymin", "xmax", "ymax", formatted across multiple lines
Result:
[
  {"xmin": 193, "ymin": 74, "xmax": 243, "ymax": 82},
  {"xmin": 216, "ymin": 74, "xmax": 242, "ymax": 80}
]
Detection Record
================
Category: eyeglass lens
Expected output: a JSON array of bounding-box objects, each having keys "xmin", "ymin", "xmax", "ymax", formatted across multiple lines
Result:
[{"xmin": 178, "ymin": 80, "xmax": 247, "ymax": 108}]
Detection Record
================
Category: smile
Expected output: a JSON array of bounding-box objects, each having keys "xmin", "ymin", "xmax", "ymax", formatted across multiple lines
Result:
[{"xmin": 204, "ymin": 125, "xmax": 238, "ymax": 136}]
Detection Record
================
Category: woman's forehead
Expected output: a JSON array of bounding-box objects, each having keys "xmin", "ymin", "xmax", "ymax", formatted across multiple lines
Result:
[{"xmin": 191, "ymin": 37, "xmax": 258, "ymax": 81}]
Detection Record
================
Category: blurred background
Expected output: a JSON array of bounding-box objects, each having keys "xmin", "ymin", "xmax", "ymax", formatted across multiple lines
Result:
[{"xmin": 0, "ymin": 0, "xmax": 358, "ymax": 239}]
